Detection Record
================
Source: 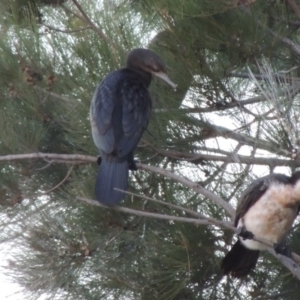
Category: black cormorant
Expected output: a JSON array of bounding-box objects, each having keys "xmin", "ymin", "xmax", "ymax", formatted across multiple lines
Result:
[
  {"xmin": 90, "ymin": 48, "xmax": 176, "ymax": 205},
  {"xmin": 221, "ymin": 171, "xmax": 300, "ymax": 277}
]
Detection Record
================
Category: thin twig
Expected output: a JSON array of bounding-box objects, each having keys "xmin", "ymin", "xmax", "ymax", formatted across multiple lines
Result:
[
  {"xmin": 35, "ymin": 161, "xmax": 53, "ymax": 171},
  {"xmin": 65, "ymin": 0, "xmax": 120, "ymax": 51},
  {"xmin": 152, "ymin": 148, "xmax": 298, "ymax": 168},
  {"xmin": 41, "ymin": 165, "xmax": 74, "ymax": 195},
  {"xmin": 136, "ymin": 163, "xmax": 235, "ymax": 217},
  {"xmin": 240, "ymin": 5, "xmax": 300, "ymax": 57},
  {"xmin": 155, "ymin": 82, "xmax": 300, "ymax": 114},
  {"xmin": 34, "ymin": 86, "xmax": 81, "ymax": 106},
  {"xmin": 114, "ymin": 188, "xmax": 234, "ymax": 230},
  {"xmin": 285, "ymin": 0, "xmax": 300, "ymax": 18},
  {"xmin": 43, "ymin": 24, "xmax": 91, "ymax": 34},
  {"xmin": 77, "ymin": 196, "xmax": 228, "ymax": 227},
  {"xmin": 230, "ymin": 72, "xmax": 300, "ymax": 83}
]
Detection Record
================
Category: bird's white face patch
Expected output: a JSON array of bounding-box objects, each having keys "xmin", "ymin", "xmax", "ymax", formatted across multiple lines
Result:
[{"xmin": 237, "ymin": 183, "xmax": 299, "ymax": 251}]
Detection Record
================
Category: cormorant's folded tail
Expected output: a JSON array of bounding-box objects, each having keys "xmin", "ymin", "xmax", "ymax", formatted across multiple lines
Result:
[{"xmin": 95, "ymin": 160, "xmax": 128, "ymax": 205}]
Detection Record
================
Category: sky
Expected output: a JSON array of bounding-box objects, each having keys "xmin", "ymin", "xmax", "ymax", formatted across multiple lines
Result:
[
  {"xmin": 0, "ymin": 276, "xmax": 23, "ymax": 300},
  {"xmin": 0, "ymin": 243, "xmax": 23, "ymax": 300}
]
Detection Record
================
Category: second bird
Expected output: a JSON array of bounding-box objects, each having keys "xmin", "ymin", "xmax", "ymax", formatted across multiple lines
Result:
[
  {"xmin": 221, "ymin": 171, "xmax": 300, "ymax": 277},
  {"xmin": 90, "ymin": 48, "xmax": 176, "ymax": 205}
]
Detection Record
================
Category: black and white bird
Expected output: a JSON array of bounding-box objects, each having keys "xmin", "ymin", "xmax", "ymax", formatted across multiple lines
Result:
[
  {"xmin": 221, "ymin": 171, "xmax": 300, "ymax": 277},
  {"xmin": 90, "ymin": 48, "xmax": 176, "ymax": 205}
]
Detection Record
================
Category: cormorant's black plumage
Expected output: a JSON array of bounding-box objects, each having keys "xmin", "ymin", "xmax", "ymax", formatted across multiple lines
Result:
[{"xmin": 90, "ymin": 48, "xmax": 175, "ymax": 205}]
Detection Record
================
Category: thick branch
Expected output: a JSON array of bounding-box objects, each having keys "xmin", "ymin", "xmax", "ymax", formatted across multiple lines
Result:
[
  {"xmin": 269, "ymin": 248, "xmax": 300, "ymax": 279},
  {"xmin": 0, "ymin": 152, "xmax": 233, "ymax": 216},
  {"xmin": 0, "ymin": 153, "xmax": 95, "ymax": 163}
]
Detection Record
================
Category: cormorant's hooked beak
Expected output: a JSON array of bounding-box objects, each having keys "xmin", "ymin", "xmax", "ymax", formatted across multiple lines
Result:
[{"xmin": 154, "ymin": 72, "xmax": 177, "ymax": 90}]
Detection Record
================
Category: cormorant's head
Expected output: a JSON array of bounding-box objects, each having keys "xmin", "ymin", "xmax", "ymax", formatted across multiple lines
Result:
[{"xmin": 126, "ymin": 48, "xmax": 176, "ymax": 89}]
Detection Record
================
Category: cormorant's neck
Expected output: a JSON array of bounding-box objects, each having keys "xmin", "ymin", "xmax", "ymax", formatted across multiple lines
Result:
[{"xmin": 126, "ymin": 67, "xmax": 152, "ymax": 88}]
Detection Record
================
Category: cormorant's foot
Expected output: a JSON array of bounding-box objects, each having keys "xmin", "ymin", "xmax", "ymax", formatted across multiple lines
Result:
[
  {"xmin": 97, "ymin": 156, "xmax": 102, "ymax": 166},
  {"xmin": 237, "ymin": 226, "xmax": 254, "ymax": 240},
  {"xmin": 274, "ymin": 241, "xmax": 292, "ymax": 257},
  {"xmin": 128, "ymin": 160, "xmax": 138, "ymax": 171}
]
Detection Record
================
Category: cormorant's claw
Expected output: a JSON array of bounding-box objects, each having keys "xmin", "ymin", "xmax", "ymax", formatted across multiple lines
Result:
[
  {"xmin": 97, "ymin": 156, "xmax": 102, "ymax": 166},
  {"xmin": 128, "ymin": 160, "xmax": 138, "ymax": 171},
  {"xmin": 274, "ymin": 241, "xmax": 292, "ymax": 257},
  {"xmin": 237, "ymin": 226, "xmax": 254, "ymax": 240}
]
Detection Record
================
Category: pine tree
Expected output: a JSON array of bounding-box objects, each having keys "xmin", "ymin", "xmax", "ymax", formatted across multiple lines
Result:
[{"xmin": 2, "ymin": 0, "xmax": 300, "ymax": 299}]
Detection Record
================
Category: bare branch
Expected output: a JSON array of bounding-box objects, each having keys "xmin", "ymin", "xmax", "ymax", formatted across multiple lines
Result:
[
  {"xmin": 34, "ymin": 86, "xmax": 81, "ymax": 105},
  {"xmin": 0, "ymin": 153, "xmax": 95, "ymax": 163},
  {"xmin": 198, "ymin": 121, "xmax": 291, "ymax": 156},
  {"xmin": 269, "ymin": 248, "xmax": 300, "ymax": 279},
  {"xmin": 77, "ymin": 196, "xmax": 228, "ymax": 227},
  {"xmin": 230, "ymin": 72, "xmax": 300, "ymax": 83},
  {"xmin": 136, "ymin": 163, "xmax": 235, "ymax": 217},
  {"xmin": 77, "ymin": 196, "xmax": 300, "ymax": 278},
  {"xmin": 2, "ymin": 152, "xmax": 300, "ymax": 218},
  {"xmin": 43, "ymin": 24, "xmax": 91, "ymax": 34},
  {"xmin": 153, "ymin": 148, "xmax": 299, "ymax": 168},
  {"xmin": 285, "ymin": 0, "xmax": 300, "ymax": 19},
  {"xmin": 114, "ymin": 188, "xmax": 234, "ymax": 230},
  {"xmin": 41, "ymin": 165, "xmax": 74, "ymax": 195},
  {"xmin": 241, "ymin": 5, "xmax": 300, "ymax": 57},
  {"xmin": 63, "ymin": 1, "xmax": 120, "ymax": 51}
]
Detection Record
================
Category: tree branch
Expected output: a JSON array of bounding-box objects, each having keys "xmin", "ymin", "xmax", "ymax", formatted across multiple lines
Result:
[
  {"xmin": 0, "ymin": 152, "xmax": 233, "ymax": 216},
  {"xmin": 77, "ymin": 196, "xmax": 229, "ymax": 228},
  {"xmin": 0, "ymin": 153, "xmax": 95, "ymax": 163},
  {"xmin": 41, "ymin": 165, "xmax": 74, "ymax": 195},
  {"xmin": 2, "ymin": 150, "xmax": 300, "ymax": 277},
  {"xmin": 3, "ymin": 151, "xmax": 299, "ymax": 214},
  {"xmin": 285, "ymin": 0, "xmax": 300, "ymax": 19},
  {"xmin": 241, "ymin": 5, "xmax": 300, "ymax": 57},
  {"xmin": 136, "ymin": 163, "xmax": 235, "ymax": 217},
  {"xmin": 77, "ymin": 196, "xmax": 300, "ymax": 279},
  {"xmin": 199, "ymin": 121, "xmax": 290, "ymax": 156},
  {"xmin": 43, "ymin": 24, "xmax": 91, "ymax": 34},
  {"xmin": 64, "ymin": 1, "xmax": 120, "ymax": 51},
  {"xmin": 153, "ymin": 148, "xmax": 299, "ymax": 168},
  {"xmin": 114, "ymin": 188, "xmax": 234, "ymax": 230}
]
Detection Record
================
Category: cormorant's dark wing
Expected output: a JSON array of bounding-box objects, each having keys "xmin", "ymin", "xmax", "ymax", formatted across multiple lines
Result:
[
  {"xmin": 90, "ymin": 72, "xmax": 119, "ymax": 154},
  {"xmin": 90, "ymin": 71, "xmax": 151, "ymax": 158},
  {"xmin": 118, "ymin": 79, "xmax": 151, "ymax": 157},
  {"xmin": 235, "ymin": 174, "xmax": 290, "ymax": 226}
]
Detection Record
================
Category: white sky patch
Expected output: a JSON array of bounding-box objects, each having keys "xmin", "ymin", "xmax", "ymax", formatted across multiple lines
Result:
[{"xmin": 0, "ymin": 244, "xmax": 24, "ymax": 300}]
